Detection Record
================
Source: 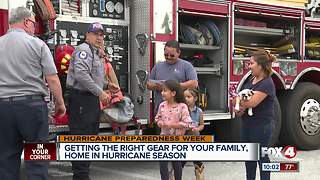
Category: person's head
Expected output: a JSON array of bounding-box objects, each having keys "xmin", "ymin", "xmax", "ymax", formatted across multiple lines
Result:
[
  {"xmin": 249, "ymin": 50, "xmax": 276, "ymax": 78},
  {"xmin": 161, "ymin": 80, "xmax": 184, "ymax": 103},
  {"xmin": 9, "ymin": 7, "xmax": 35, "ymax": 35},
  {"xmin": 86, "ymin": 22, "xmax": 104, "ymax": 47},
  {"xmin": 164, "ymin": 40, "xmax": 181, "ymax": 64},
  {"xmin": 184, "ymin": 88, "xmax": 199, "ymax": 107}
]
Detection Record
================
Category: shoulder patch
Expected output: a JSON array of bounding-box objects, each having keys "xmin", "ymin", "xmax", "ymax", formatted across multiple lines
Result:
[{"xmin": 78, "ymin": 51, "xmax": 87, "ymax": 59}]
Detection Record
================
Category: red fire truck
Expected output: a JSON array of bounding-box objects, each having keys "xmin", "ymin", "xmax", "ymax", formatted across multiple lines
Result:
[{"xmin": 0, "ymin": 0, "xmax": 319, "ymax": 150}]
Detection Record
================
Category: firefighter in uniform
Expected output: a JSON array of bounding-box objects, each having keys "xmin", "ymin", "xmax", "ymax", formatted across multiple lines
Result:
[
  {"xmin": 66, "ymin": 22, "xmax": 111, "ymax": 180},
  {"xmin": 0, "ymin": 7, "xmax": 65, "ymax": 180}
]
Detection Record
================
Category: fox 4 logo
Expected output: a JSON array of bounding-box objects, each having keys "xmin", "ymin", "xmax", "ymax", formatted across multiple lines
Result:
[{"xmin": 261, "ymin": 146, "xmax": 297, "ymax": 159}]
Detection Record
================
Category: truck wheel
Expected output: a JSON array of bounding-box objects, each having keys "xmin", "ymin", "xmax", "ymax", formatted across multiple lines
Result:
[
  {"xmin": 270, "ymin": 97, "xmax": 281, "ymax": 146},
  {"xmin": 281, "ymin": 82, "xmax": 320, "ymax": 150}
]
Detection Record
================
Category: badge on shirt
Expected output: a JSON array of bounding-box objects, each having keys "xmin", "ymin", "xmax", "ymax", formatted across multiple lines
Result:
[{"xmin": 78, "ymin": 51, "xmax": 87, "ymax": 59}]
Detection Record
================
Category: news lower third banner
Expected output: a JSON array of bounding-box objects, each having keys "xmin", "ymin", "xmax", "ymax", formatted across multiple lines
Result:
[{"xmin": 24, "ymin": 135, "xmax": 259, "ymax": 161}]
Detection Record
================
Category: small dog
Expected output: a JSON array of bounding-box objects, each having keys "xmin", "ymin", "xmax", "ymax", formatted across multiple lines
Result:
[{"xmin": 234, "ymin": 89, "xmax": 254, "ymax": 116}]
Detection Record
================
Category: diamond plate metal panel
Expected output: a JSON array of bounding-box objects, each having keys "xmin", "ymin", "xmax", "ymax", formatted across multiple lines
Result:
[{"xmin": 129, "ymin": 0, "xmax": 152, "ymax": 121}]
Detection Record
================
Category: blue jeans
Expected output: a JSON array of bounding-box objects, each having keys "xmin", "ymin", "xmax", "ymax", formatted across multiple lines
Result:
[
  {"xmin": 0, "ymin": 98, "xmax": 49, "ymax": 180},
  {"xmin": 241, "ymin": 122, "xmax": 273, "ymax": 180}
]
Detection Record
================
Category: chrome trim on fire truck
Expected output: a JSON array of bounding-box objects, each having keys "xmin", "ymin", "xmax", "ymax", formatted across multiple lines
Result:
[
  {"xmin": 291, "ymin": 67, "xmax": 320, "ymax": 89},
  {"xmin": 178, "ymin": 10, "xmax": 227, "ymax": 18},
  {"xmin": 203, "ymin": 111, "xmax": 231, "ymax": 121},
  {"xmin": 272, "ymin": 70, "xmax": 287, "ymax": 90},
  {"xmin": 234, "ymin": 2, "xmax": 305, "ymax": 12},
  {"xmin": 236, "ymin": 70, "xmax": 285, "ymax": 92},
  {"xmin": 236, "ymin": 71, "xmax": 252, "ymax": 93}
]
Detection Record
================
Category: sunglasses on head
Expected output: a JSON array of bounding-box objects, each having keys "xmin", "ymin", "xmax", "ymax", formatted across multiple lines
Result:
[{"xmin": 164, "ymin": 54, "xmax": 175, "ymax": 58}]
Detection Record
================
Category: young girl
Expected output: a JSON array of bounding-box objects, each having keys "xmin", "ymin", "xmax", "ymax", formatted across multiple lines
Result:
[
  {"xmin": 182, "ymin": 88, "xmax": 205, "ymax": 180},
  {"xmin": 155, "ymin": 80, "xmax": 193, "ymax": 180}
]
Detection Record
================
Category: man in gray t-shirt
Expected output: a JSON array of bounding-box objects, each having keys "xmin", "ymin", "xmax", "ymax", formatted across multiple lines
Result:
[
  {"xmin": 0, "ymin": 7, "xmax": 65, "ymax": 180},
  {"xmin": 147, "ymin": 40, "xmax": 198, "ymax": 112}
]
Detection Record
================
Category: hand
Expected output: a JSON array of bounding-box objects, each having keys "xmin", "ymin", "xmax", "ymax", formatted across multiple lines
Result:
[
  {"xmin": 154, "ymin": 83, "xmax": 163, "ymax": 91},
  {"xmin": 54, "ymin": 102, "xmax": 66, "ymax": 117},
  {"xmin": 192, "ymin": 127, "xmax": 200, "ymax": 132},
  {"xmin": 99, "ymin": 91, "xmax": 111, "ymax": 105},
  {"xmin": 234, "ymin": 106, "xmax": 245, "ymax": 117},
  {"xmin": 108, "ymin": 82, "xmax": 120, "ymax": 92},
  {"xmin": 157, "ymin": 121, "xmax": 164, "ymax": 128}
]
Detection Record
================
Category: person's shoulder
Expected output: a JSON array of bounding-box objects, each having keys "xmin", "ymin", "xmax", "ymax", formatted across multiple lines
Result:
[
  {"xmin": 76, "ymin": 43, "xmax": 91, "ymax": 52},
  {"xmin": 178, "ymin": 58, "xmax": 195, "ymax": 69},
  {"xmin": 158, "ymin": 101, "xmax": 167, "ymax": 109},
  {"xmin": 25, "ymin": 34, "xmax": 45, "ymax": 46},
  {"xmin": 152, "ymin": 61, "xmax": 167, "ymax": 69},
  {"xmin": 155, "ymin": 61, "xmax": 167, "ymax": 66},
  {"xmin": 261, "ymin": 77, "xmax": 274, "ymax": 86},
  {"xmin": 179, "ymin": 103, "xmax": 188, "ymax": 109},
  {"xmin": 179, "ymin": 58, "xmax": 192, "ymax": 65},
  {"xmin": 196, "ymin": 106, "xmax": 203, "ymax": 113},
  {"xmin": 74, "ymin": 43, "xmax": 92, "ymax": 59}
]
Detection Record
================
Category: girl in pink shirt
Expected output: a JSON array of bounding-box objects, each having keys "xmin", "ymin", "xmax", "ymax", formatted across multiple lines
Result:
[{"xmin": 155, "ymin": 80, "xmax": 192, "ymax": 180}]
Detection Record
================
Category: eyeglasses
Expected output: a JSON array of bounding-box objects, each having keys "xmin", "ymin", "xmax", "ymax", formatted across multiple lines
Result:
[
  {"xmin": 164, "ymin": 54, "xmax": 175, "ymax": 58},
  {"xmin": 26, "ymin": 18, "xmax": 35, "ymax": 25}
]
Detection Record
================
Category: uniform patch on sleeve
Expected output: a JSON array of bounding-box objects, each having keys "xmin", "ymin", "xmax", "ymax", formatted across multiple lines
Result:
[{"xmin": 78, "ymin": 51, "xmax": 87, "ymax": 59}]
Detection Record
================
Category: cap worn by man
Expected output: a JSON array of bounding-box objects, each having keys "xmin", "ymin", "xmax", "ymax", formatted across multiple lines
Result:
[{"xmin": 88, "ymin": 22, "xmax": 104, "ymax": 33}]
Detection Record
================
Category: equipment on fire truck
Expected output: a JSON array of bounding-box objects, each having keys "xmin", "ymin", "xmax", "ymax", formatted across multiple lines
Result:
[
  {"xmin": 184, "ymin": 53, "xmax": 213, "ymax": 67},
  {"xmin": 32, "ymin": 0, "xmax": 57, "ymax": 39},
  {"xmin": 179, "ymin": 20, "xmax": 222, "ymax": 46},
  {"xmin": 61, "ymin": 0, "xmax": 80, "ymax": 16},
  {"xmin": 194, "ymin": 22, "xmax": 214, "ymax": 46},
  {"xmin": 203, "ymin": 20, "xmax": 222, "ymax": 46},
  {"xmin": 136, "ymin": 70, "xmax": 148, "ymax": 92},
  {"xmin": 277, "ymin": 43, "xmax": 296, "ymax": 55},
  {"xmin": 235, "ymin": 18, "xmax": 267, "ymax": 28},
  {"xmin": 89, "ymin": 0, "xmax": 125, "ymax": 19},
  {"xmin": 54, "ymin": 44, "xmax": 74, "ymax": 75},
  {"xmin": 33, "ymin": 0, "xmax": 56, "ymax": 20},
  {"xmin": 135, "ymin": 33, "xmax": 149, "ymax": 56},
  {"xmin": 198, "ymin": 84, "xmax": 209, "ymax": 109},
  {"xmin": 136, "ymin": 70, "xmax": 148, "ymax": 104},
  {"xmin": 180, "ymin": 23, "xmax": 207, "ymax": 45}
]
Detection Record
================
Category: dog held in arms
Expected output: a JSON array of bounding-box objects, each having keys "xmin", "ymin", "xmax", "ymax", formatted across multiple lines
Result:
[{"xmin": 234, "ymin": 89, "xmax": 254, "ymax": 116}]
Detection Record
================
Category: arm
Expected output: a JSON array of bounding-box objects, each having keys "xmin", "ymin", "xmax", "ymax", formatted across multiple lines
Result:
[
  {"xmin": 193, "ymin": 111, "xmax": 204, "ymax": 132},
  {"xmin": 182, "ymin": 62, "xmax": 198, "ymax": 90},
  {"xmin": 167, "ymin": 104, "xmax": 192, "ymax": 129},
  {"xmin": 45, "ymin": 74, "xmax": 66, "ymax": 116},
  {"xmin": 180, "ymin": 80, "xmax": 198, "ymax": 90},
  {"xmin": 147, "ymin": 65, "xmax": 163, "ymax": 91},
  {"xmin": 155, "ymin": 104, "xmax": 164, "ymax": 128},
  {"xmin": 40, "ymin": 43, "xmax": 66, "ymax": 116},
  {"xmin": 147, "ymin": 81, "xmax": 162, "ymax": 91},
  {"xmin": 240, "ymin": 91, "xmax": 268, "ymax": 108}
]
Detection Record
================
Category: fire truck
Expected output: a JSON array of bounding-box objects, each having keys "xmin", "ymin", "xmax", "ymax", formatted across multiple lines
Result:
[{"xmin": 0, "ymin": 0, "xmax": 319, "ymax": 150}]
